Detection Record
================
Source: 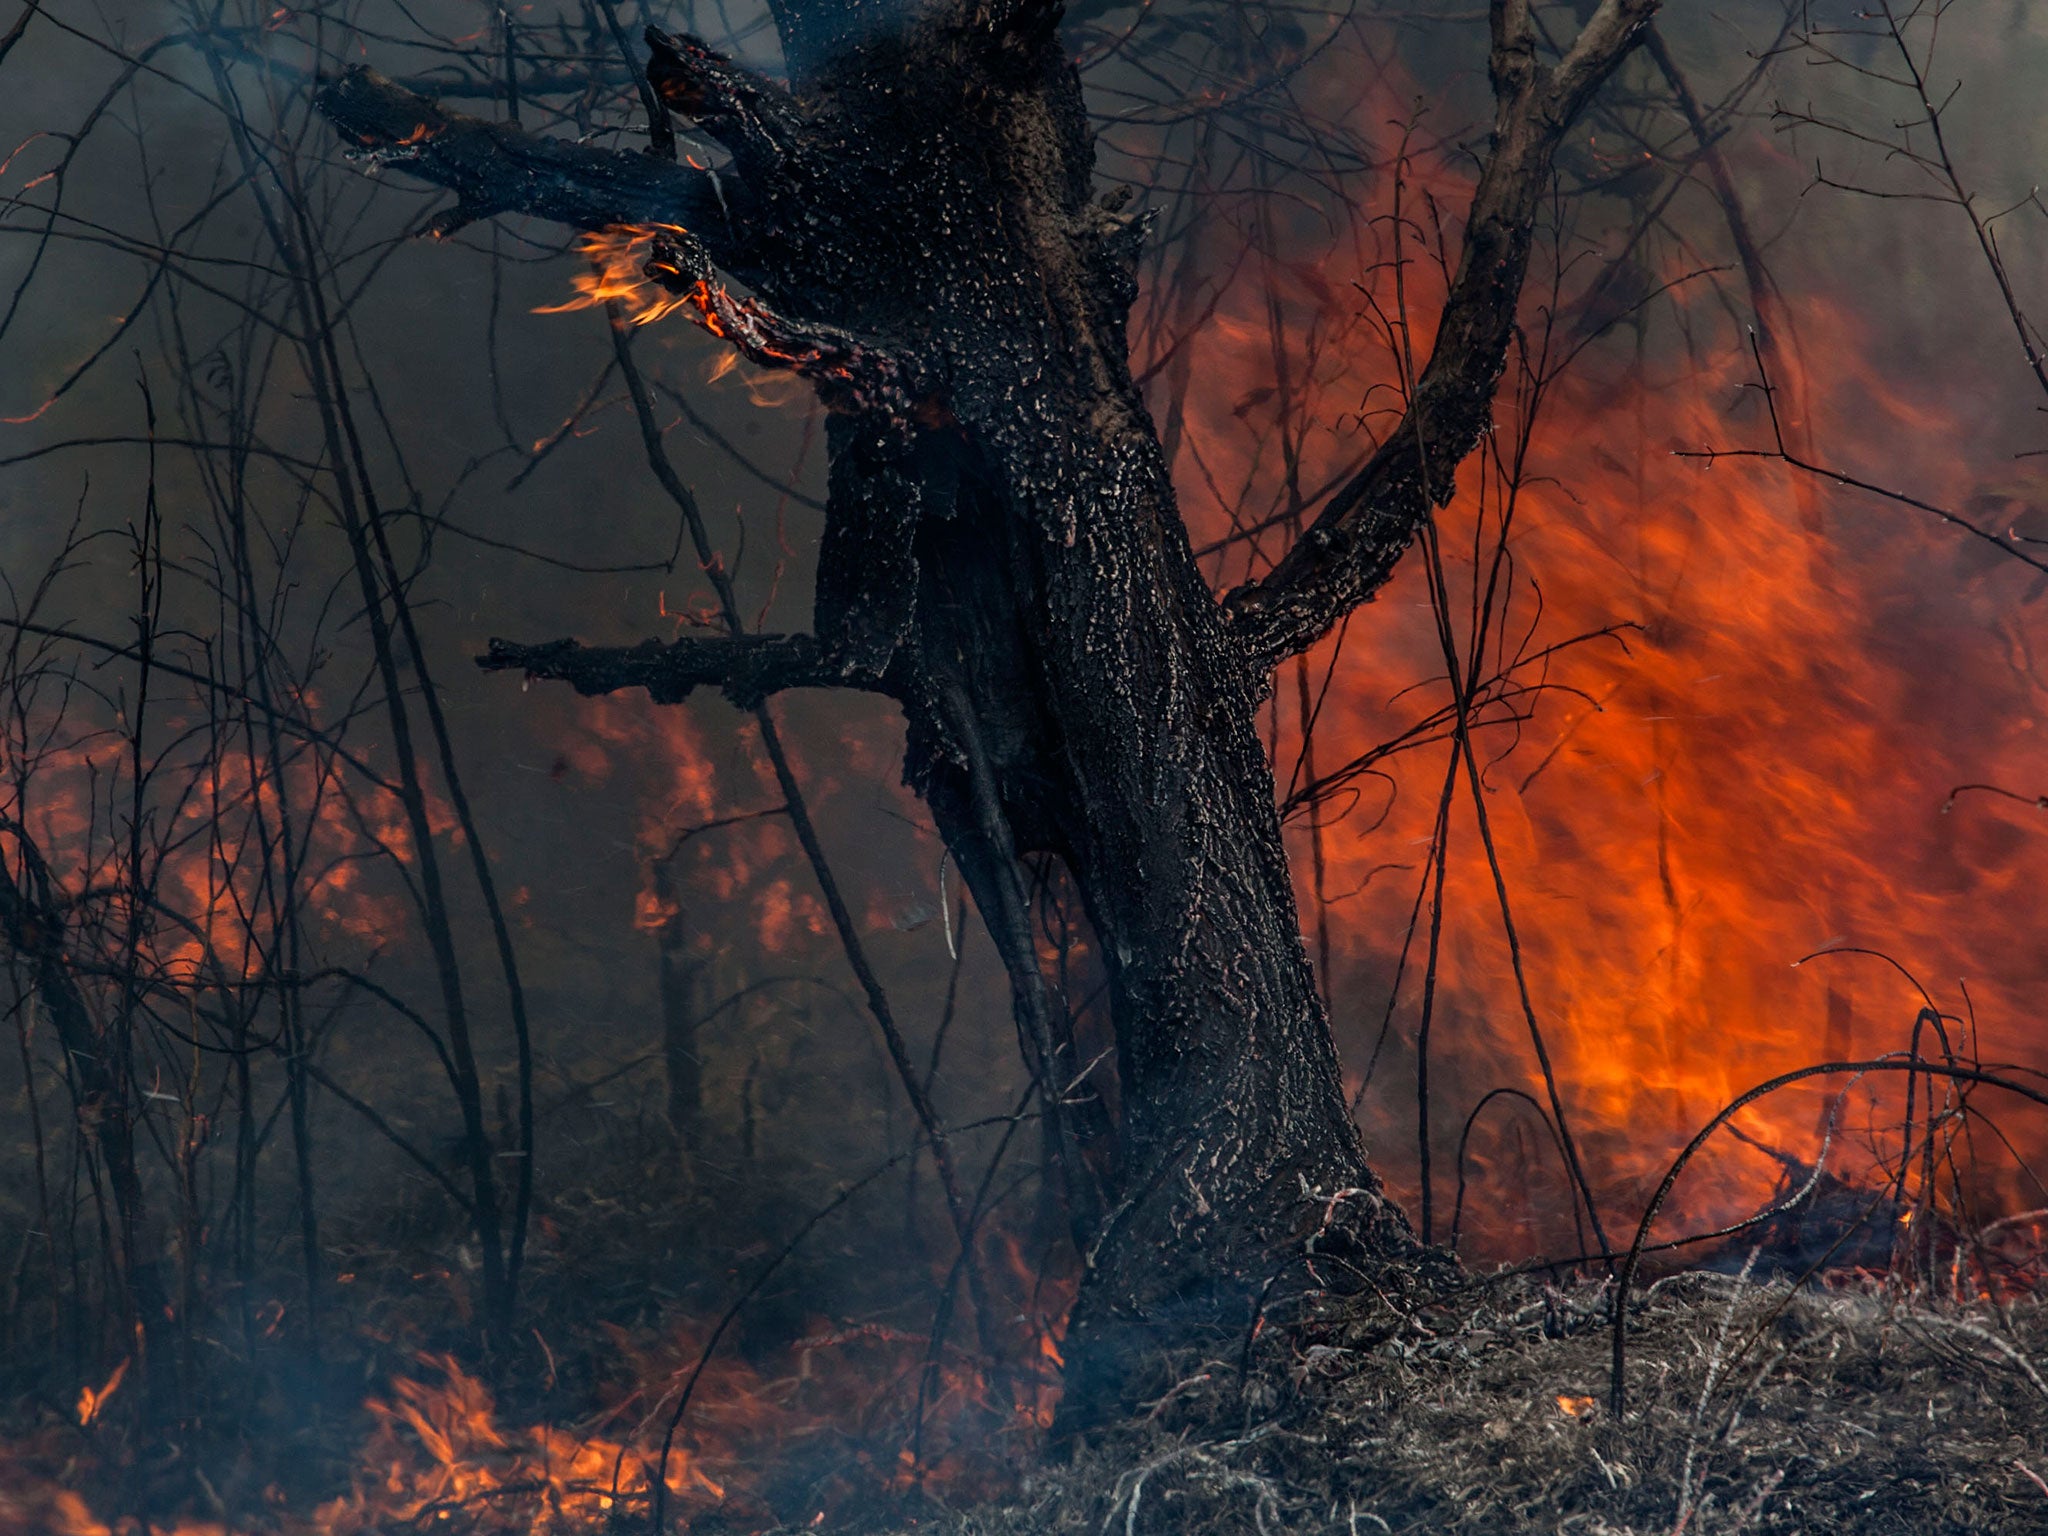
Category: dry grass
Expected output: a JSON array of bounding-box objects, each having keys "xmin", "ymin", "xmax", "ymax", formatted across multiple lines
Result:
[{"xmin": 851, "ymin": 1270, "xmax": 2048, "ymax": 1535}]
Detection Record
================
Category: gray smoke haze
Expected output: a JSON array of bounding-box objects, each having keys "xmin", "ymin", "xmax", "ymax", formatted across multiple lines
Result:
[{"xmin": 0, "ymin": 0, "xmax": 2045, "ymax": 1294}]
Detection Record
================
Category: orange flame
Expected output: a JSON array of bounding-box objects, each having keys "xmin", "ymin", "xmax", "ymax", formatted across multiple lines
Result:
[
  {"xmin": 1154, "ymin": 73, "xmax": 2048, "ymax": 1253},
  {"xmin": 533, "ymin": 225, "xmax": 703, "ymax": 328},
  {"xmin": 34, "ymin": 1278, "xmax": 1067, "ymax": 1534},
  {"xmin": 74, "ymin": 1359, "xmax": 127, "ymax": 1428}
]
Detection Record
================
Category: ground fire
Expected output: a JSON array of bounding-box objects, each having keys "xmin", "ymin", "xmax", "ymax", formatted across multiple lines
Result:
[{"xmin": 2, "ymin": 0, "xmax": 2046, "ymax": 1531}]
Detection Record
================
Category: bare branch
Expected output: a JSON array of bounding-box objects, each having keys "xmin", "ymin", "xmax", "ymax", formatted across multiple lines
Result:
[{"xmin": 1221, "ymin": 0, "xmax": 1660, "ymax": 666}]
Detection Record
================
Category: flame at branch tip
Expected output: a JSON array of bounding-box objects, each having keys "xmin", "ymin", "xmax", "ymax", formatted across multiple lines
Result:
[
  {"xmin": 534, "ymin": 225, "xmax": 916, "ymax": 417},
  {"xmin": 532, "ymin": 224, "xmax": 710, "ymax": 330}
]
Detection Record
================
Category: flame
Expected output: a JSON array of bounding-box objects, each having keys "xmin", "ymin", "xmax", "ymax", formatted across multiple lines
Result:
[
  {"xmin": 536, "ymin": 226, "xmax": 886, "ymax": 412},
  {"xmin": 533, "ymin": 225, "xmax": 704, "ymax": 329},
  {"xmin": 309, "ymin": 1352, "xmax": 730, "ymax": 1534},
  {"xmin": 31, "ymin": 1257, "xmax": 1067, "ymax": 1534},
  {"xmin": 559, "ymin": 692, "xmax": 898, "ymax": 959},
  {"xmin": 74, "ymin": 1360, "xmax": 127, "ymax": 1428},
  {"xmin": 1153, "ymin": 69, "xmax": 2048, "ymax": 1253},
  {"xmin": 2, "ymin": 724, "xmax": 429, "ymax": 987}
]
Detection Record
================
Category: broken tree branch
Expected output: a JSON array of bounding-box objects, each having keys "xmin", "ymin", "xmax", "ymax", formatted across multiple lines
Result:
[{"xmin": 477, "ymin": 631, "xmax": 877, "ymax": 707}]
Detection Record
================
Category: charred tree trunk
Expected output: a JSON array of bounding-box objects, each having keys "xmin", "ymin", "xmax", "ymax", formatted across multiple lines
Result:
[{"xmin": 320, "ymin": 0, "xmax": 1656, "ymax": 1421}]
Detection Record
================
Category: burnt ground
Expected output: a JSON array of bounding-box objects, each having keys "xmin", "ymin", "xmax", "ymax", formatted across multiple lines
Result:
[
  {"xmin": 13, "ymin": 1116, "xmax": 2044, "ymax": 1533},
  {"xmin": 850, "ymin": 1271, "xmax": 2048, "ymax": 1536}
]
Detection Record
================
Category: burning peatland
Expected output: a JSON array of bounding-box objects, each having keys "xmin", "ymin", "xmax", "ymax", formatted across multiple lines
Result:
[{"xmin": 0, "ymin": 0, "xmax": 2047, "ymax": 1531}]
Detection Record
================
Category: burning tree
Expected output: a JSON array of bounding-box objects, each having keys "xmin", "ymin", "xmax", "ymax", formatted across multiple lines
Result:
[
  {"xmin": 317, "ymin": 0, "xmax": 1655, "ymax": 1413},
  {"xmin": 10, "ymin": 0, "xmax": 2048, "ymax": 1525}
]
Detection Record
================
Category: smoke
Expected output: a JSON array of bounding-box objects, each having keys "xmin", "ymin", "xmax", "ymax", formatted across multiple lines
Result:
[{"xmin": 0, "ymin": 0, "xmax": 2044, "ymax": 1507}]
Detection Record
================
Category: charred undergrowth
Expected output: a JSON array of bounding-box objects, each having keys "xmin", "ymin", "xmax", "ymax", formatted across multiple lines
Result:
[{"xmin": 850, "ymin": 1271, "xmax": 2048, "ymax": 1536}]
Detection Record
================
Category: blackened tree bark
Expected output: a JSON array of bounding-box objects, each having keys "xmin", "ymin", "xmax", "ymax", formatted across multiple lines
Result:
[{"xmin": 319, "ymin": 0, "xmax": 1657, "ymax": 1418}]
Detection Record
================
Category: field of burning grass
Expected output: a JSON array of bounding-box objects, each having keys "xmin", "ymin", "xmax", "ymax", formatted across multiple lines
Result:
[{"xmin": 0, "ymin": 1114, "xmax": 1067, "ymax": 1536}]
